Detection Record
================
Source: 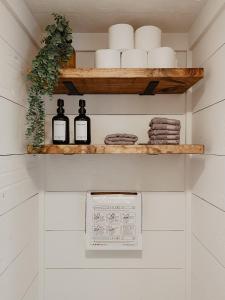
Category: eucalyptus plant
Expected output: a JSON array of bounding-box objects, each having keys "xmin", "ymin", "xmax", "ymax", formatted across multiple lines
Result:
[{"xmin": 26, "ymin": 13, "xmax": 73, "ymax": 146}]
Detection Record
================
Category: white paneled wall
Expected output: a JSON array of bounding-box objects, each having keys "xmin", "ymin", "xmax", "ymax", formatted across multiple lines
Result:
[
  {"xmin": 45, "ymin": 155, "xmax": 185, "ymax": 192},
  {"xmin": 45, "ymin": 191, "xmax": 186, "ymax": 300},
  {"xmin": 46, "ymin": 269, "xmax": 185, "ymax": 300},
  {"xmin": 189, "ymin": 2, "xmax": 225, "ymax": 299},
  {"xmin": 44, "ymin": 33, "xmax": 188, "ymax": 300},
  {"xmin": 1, "ymin": 1, "xmax": 225, "ymax": 299},
  {"xmin": 45, "ymin": 192, "xmax": 185, "ymax": 269},
  {"xmin": 0, "ymin": 1, "xmax": 41, "ymax": 300}
]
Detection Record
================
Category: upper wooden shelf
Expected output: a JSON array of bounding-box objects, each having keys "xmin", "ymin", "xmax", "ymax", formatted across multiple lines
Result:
[
  {"xmin": 54, "ymin": 68, "xmax": 204, "ymax": 95},
  {"xmin": 27, "ymin": 144, "xmax": 204, "ymax": 155}
]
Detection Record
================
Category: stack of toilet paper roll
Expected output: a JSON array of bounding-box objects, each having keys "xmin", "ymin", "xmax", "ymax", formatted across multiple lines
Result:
[{"xmin": 95, "ymin": 24, "xmax": 177, "ymax": 68}]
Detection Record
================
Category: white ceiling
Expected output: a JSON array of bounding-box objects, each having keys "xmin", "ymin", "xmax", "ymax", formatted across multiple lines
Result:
[{"xmin": 25, "ymin": 0, "xmax": 207, "ymax": 33}]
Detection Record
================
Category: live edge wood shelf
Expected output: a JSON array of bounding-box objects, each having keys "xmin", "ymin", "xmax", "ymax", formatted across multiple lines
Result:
[
  {"xmin": 54, "ymin": 68, "xmax": 204, "ymax": 95},
  {"xmin": 27, "ymin": 144, "xmax": 204, "ymax": 155}
]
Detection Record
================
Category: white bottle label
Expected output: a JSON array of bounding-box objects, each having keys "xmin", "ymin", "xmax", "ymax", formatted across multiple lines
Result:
[
  {"xmin": 76, "ymin": 121, "xmax": 87, "ymax": 140},
  {"xmin": 54, "ymin": 120, "xmax": 66, "ymax": 141}
]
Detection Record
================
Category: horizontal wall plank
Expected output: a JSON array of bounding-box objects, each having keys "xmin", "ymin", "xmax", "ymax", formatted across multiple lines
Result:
[
  {"xmin": 0, "ymin": 155, "xmax": 40, "ymax": 191},
  {"xmin": 0, "ymin": 155, "xmax": 37, "ymax": 175},
  {"xmin": 45, "ymin": 192, "xmax": 84, "ymax": 230},
  {"xmin": 45, "ymin": 192, "xmax": 185, "ymax": 231},
  {"xmin": 0, "ymin": 195, "xmax": 38, "ymax": 275},
  {"xmin": 0, "ymin": 97, "xmax": 25, "ymax": 154},
  {"xmin": 45, "ymin": 269, "xmax": 185, "ymax": 300},
  {"xmin": 46, "ymin": 155, "xmax": 185, "ymax": 192},
  {"xmin": 0, "ymin": 178, "xmax": 39, "ymax": 216},
  {"xmin": 45, "ymin": 231, "xmax": 185, "ymax": 269},
  {"xmin": 0, "ymin": 167, "xmax": 37, "ymax": 191},
  {"xmin": 192, "ymin": 44, "xmax": 225, "ymax": 112},
  {"xmin": 0, "ymin": 1, "xmax": 37, "ymax": 64},
  {"xmin": 0, "ymin": 239, "xmax": 38, "ymax": 300},
  {"xmin": 143, "ymin": 192, "xmax": 185, "ymax": 230},
  {"xmin": 193, "ymin": 100, "xmax": 225, "ymax": 155},
  {"xmin": 0, "ymin": 37, "xmax": 28, "ymax": 105},
  {"xmin": 45, "ymin": 114, "xmax": 185, "ymax": 145},
  {"xmin": 46, "ymin": 94, "xmax": 186, "ymax": 115},
  {"xmin": 192, "ymin": 194, "xmax": 225, "ymax": 267},
  {"xmin": 192, "ymin": 7, "xmax": 225, "ymax": 66},
  {"xmin": 191, "ymin": 235, "xmax": 225, "ymax": 300},
  {"xmin": 191, "ymin": 155, "xmax": 225, "ymax": 211}
]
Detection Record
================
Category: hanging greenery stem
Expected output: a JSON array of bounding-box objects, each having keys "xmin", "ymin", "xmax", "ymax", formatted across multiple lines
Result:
[{"xmin": 26, "ymin": 13, "xmax": 73, "ymax": 146}]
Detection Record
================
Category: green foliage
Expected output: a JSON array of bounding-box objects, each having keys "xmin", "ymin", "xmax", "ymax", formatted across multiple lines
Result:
[{"xmin": 26, "ymin": 13, "xmax": 73, "ymax": 146}]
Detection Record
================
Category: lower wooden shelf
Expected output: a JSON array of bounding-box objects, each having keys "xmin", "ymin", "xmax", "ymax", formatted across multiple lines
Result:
[{"xmin": 27, "ymin": 144, "xmax": 204, "ymax": 155}]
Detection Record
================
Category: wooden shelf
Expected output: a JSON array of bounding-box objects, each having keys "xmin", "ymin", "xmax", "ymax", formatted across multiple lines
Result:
[
  {"xmin": 27, "ymin": 144, "xmax": 204, "ymax": 155},
  {"xmin": 54, "ymin": 68, "xmax": 204, "ymax": 95}
]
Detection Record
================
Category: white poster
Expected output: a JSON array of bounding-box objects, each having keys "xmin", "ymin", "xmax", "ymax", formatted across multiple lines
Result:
[{"xmin": 86, "ymin": 192, "xmax": 142, "ymax": 250}]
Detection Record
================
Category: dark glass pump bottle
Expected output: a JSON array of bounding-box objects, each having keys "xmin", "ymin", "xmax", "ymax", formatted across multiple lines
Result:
[
  {"xmin": 74, "ymin": 99, "xmax": 91, "ymax": 144},
  {"xmin": 52, "ymin": 99, "xmax": 69, "ymax": 144}
]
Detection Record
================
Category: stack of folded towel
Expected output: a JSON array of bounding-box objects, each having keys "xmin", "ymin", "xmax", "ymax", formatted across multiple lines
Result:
[
  {"xmin": 104, "ymin": 133, "xmax": 138, "ymax": 145},
  {"xmin": 148, "ymin": 118, "xmax": 181, "ymax": 145}
]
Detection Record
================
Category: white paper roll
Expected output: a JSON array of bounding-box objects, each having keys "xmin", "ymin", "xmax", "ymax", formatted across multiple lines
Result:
[
  {"xmin": 121, "ymin": 49, "xmax": 148, "ymax": 68},
  {"xmin": 95, "ymin": 49, "xmax": 121, "ymax": 68},
  {"xmin": 148, "ymin": 47, "xmax": 177, "ymax": 68},
  {"xmin": 135, "ymin": 26, "xmax": 161, "ymax": 50},
  {"xmin": 109, "ymin": 24, "xmax": 134, "ymax": 50}
]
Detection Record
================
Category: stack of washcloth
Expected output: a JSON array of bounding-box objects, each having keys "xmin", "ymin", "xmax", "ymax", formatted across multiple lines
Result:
[
  {"xmin": 104, "ymin": 133, "xmax": 138, "ymax": 145},
  {"xmin": 148, "ymin": 118, "xmax": 181, "ymax": 145}
]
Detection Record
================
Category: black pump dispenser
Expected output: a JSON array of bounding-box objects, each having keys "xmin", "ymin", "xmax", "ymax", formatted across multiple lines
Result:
[
  {"xmin": 52, "ymin": 99, "xmax": 70, "ymax": 144},
  {"xmin": 78, "ymin": 99, "xmax": 86, "ymax": 115},
  {"xmin": 57, "ymin": 99, "xmax": 65, "ymax": 114},
  {"xmin": 74, "ymin": 99, "xmax": 91, "ymax": 144}
]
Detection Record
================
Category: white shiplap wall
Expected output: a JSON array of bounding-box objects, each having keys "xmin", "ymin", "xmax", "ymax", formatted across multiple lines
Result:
[
  {"xmin": 190, "ymin": 2, "xmax": 225, "ymax": 300},
  {"xmin": 0, "ymin": 1, "xmax": 41, "ymax": 300},
  {"xmin": 44, "ymin": 33, "xmax": 188, "ymax": 300}
]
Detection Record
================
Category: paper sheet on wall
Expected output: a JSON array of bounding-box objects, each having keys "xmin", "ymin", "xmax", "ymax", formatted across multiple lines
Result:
[{"xmin": 86, "ymin": 192, "xmax": 142, "ymax": 250}]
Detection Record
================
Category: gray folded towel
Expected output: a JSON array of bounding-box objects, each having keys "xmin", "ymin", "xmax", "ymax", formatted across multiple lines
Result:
[
  {"xmin": 104, "ymin": 141, "xmax": 135, "ymax": 145},
  {"xmin": 105, "ymin": 134, "xmax": 138, "ymax": 141},
  {"xmin": 105, "ymin": 137, "xmax": 138, "ymax": 142},
  {"xmin": 150, "ymin": 118, "xmax": 181, "ymax": 126},
  {"xmin": 148, "ymin": 129, "xmax": 180, "ymax": 136},
  {"xmin": 104, "ymin": 133, "xmax": 138, "ymax": 145},
  {"xmin": 150, "ymin": 135, "xmax": 180, "ymax": 140},
  {"xmin": 149, "ymin": 140, "xmax": 180, "ymax": 145},
  {"xmin": 150, "ymin": 124, "xmax": 181, "ymax": 130}
]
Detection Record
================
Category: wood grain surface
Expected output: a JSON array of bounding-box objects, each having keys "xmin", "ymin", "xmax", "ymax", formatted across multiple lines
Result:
[
  {"xmin": 27, "ymin": 144, "xmax": 204, "ymax": 155},
  {"xmin": 54, "ymin": 68, "xmax": 204, "ymax": 94}
]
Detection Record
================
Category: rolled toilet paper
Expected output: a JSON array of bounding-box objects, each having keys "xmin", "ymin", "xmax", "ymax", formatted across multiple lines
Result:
[
  {"xmin": 95, "ymin": 49, "xmax": 121, "ymax": 68},
  {"xmin": 148, "ymin": 47, "xmax": 177, "ymax": 68},
  {"xmin": 121, "ymin": 49, "xmax": 148, "ymax": 68},
  {"xmin": 135, "ymin": 26, "xmax": 161, "ymax": 50},
  {"xmin": 109, "ymin": 24, "xmax": 134, "ymax": 50}
]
